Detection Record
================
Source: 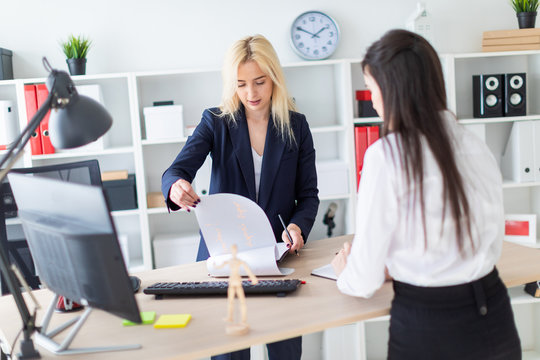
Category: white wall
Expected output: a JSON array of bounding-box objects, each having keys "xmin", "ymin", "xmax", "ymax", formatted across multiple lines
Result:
[{"xmin": 1, "ymin": 0, "xmax": 518, "ymax": 78}]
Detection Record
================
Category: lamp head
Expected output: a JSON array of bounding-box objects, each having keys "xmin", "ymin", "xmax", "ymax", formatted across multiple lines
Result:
[{"xmin": 44, "ymin": 61, "xmax": 112, "ymax": 149}]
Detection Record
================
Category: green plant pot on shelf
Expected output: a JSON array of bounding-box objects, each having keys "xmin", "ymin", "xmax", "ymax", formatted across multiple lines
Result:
[
  {"xmin": 517, "ymin": 11, "xmax": 537, "ymax": 28},
  {"xmin": 66, "ymin": 58, "xmax": 87, "ymax": 76}
]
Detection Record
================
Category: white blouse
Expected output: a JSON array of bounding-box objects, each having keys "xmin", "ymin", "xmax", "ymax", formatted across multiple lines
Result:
[
  {"xmin": 252, "ymin": 147, "xmax": 263, "ymax": 202},
  {"xmin": 337, "ymin": 113, "xmax": 504, "ymax": 298}
]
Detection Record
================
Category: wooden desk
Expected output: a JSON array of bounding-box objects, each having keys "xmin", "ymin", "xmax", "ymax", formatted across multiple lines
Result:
[{"xmin": 1, "ymin": 235, "xmax": 540, "ymax": 359}]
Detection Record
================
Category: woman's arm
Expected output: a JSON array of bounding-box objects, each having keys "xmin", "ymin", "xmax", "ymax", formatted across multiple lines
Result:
[
  {"xmin": 161, "ymin": 109, "xmax": 215, "ymax": 210},
  {"xmin": 335, "ymin": 142, "xmax": 398, "ymax": 298}
]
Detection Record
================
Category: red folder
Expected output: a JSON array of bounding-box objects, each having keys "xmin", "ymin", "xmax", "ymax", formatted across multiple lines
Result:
[
  {"xmin": 354, "ymin": 126, "xmax": 368, "ymax": 189},
  {"xmin": 367, "ymin": 126, "xmax": 380, "ymax": 146},
  {"xmin": 23, "ymin": 84, "xmax": 42, "ymax": 155},
  {"xmin": 35, "ymin": 84, "xmax": 55, "ymax": 154}
]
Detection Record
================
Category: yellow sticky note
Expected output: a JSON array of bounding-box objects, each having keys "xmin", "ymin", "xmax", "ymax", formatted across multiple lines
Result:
[
  {"xmin": 123, "ymin": 311, "xmax": 156, "ymax": 326},
  {"xmin": 154, "ymin": 314, "xmax": 192, "ymax": 329}
]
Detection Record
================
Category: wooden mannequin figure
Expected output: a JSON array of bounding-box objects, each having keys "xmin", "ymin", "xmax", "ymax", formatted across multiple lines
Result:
[{"xmin": 218, "ymin": 244, "xmax": 259, "ymax": 335}]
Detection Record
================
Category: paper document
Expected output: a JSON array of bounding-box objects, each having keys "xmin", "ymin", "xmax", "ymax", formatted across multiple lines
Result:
[
  {"xmin": 194, "ymin": 193, "xmax": 293, "ymax": 277},
  {"xmin": 311, "ymin": 263, "xmax": 337, "ymax": 281}
]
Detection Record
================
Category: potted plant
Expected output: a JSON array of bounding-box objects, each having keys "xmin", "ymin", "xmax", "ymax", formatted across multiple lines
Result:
[
  {"xmin": 61, "ymin": 35, "xmax": 92, "ymax": 76},
  {"xmin": 510, "ymin": 0, "xmax": 539, "ymax": 29}
]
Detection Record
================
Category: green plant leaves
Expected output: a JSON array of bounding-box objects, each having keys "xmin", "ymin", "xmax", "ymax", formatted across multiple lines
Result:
[
  {"xmin": 510, "ymin": 0, "xmax": 539, "ymax": 12},
  {"xmin": 60, "ymin": 35, "xmax": 92, "ymax": 59}
]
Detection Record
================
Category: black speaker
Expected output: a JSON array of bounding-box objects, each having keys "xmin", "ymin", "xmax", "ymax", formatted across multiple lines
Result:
[
  {"xmin": 473, "ymin": 74, "xmax": 504, "ymax": 118},
  {"xmin": 505, "ymin": 73, "xmax": 526, "ymax": 117}
]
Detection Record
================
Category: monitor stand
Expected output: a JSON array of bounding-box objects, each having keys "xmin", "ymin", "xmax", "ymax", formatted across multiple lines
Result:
[{"xmin": 35, "ymin": 294, "xmax": 140, "ymax": 356}]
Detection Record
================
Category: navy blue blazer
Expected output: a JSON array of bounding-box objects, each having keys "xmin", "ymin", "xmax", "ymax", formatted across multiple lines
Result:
[{"xmin": 162, "ymin": 107, "xmax": 319, "ymax": 260}]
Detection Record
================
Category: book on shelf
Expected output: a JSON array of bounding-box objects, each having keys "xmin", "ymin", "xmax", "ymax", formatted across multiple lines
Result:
[
  {"xmin": 482, "ymin": 43, "xmax": 540, "ymax": 52},
  {"xmin": 483, "ymin": 28, "xmax": 540, "ymax": 39},
  {"xmin": 482, "ymin": 35, "xmax": 540, "ymax": 46},
  {"xmin": 101, "ymin": 170, "xmax": 129, "ymax": 181},
  {"xmin": 23, "ymin": 84, "xmax": 42, "ymax": 155},
  {"xmin": 482, "ymin": 28, "xmax": 540, "ymax": 52},
  {"xmin": 35, "ymin": 83, "xmax": 55, "ymax": 154},
  {"xmin": 354, "ymin": 125, "xmax": 380, "ymax": 188},
  {"xmin": 194, "ymin": 193, "xmax": 292, "ymax": 277}
]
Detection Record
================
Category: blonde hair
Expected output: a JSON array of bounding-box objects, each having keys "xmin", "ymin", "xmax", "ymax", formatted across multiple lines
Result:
[{"xmin": 219, "ymin": 34, "xmax": 296, "ymax": 144}]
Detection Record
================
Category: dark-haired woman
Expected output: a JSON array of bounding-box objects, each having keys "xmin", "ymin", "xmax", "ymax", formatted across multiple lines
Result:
[{"xmin": 332, "ymin": 29, "xmax": 521, "ymax": 360}]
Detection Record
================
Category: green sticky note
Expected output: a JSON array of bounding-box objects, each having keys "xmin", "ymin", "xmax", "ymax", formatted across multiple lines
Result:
[
  {"xmin": 154, "ymin": 314, "xmax": 192, "ymax": 329},
  {"xmin": 122, "ymin": 311, "xmax": 156, "ymax": 326}
]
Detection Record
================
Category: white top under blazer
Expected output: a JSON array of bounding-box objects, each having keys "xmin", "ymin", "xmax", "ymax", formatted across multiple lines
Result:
[{"xmin": 337, "ymin": 112, "xmax": 504, "ymax": 298}]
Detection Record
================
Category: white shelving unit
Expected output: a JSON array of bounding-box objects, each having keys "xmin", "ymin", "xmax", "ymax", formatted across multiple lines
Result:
[
  {"xmin": 3, "ymin": 51, "xmax": 540, "ymax": 358},
  {"xmin": 1, "ymin": 59, "xmax": 360, "ymax": 274}
]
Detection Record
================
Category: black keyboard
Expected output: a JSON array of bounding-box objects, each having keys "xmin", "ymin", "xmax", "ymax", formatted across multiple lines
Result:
[{"xmin": 143, "ymin": 279, "xmax": 302, "ymax": 298}]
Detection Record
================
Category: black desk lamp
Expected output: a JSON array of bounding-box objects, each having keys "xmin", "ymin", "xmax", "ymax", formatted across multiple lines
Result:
[{"xmin": 0, "ymin": 57, "xmax": 112, "ymax": 359}]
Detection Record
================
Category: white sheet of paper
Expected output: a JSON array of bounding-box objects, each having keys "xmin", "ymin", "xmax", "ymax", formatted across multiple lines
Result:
[
  {"xmin": 311, "ymin": 263, "xmax": 337, "ymax": 281},
  {"xmin": 194, "ymin": 193, "xmax": 293, "ymax": 276}
]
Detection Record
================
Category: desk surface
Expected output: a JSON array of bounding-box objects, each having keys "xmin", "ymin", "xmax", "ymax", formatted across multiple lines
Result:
[{"xmin": 2, "ymin": 235, "xmax": 540, "ymax": 359}]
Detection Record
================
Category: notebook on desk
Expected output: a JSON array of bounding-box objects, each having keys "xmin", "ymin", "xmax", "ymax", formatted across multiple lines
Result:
[{"xmin": 311, "ymin": 263, "xmax": 337, "ymax": 281}]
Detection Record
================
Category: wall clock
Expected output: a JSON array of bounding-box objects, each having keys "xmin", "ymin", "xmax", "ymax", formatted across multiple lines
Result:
[{"xmin": 290, "ymin": 10, "xmax": 340, "ymax": 60}]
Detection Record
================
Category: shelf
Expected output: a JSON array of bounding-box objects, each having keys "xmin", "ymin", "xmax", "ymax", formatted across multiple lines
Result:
[
  {"xmin": 458, "ymin": 115, "xmax": 540, "ymax": 125},
  {"xmin": 20, "ymin": 72, "xmax": 130, "ymax": 84},
  {"xmin": 504, "ymin": 238, "xmax": 540, "ymax": 249},
  {"xmin": 0, "ymin": 79, "xmax": 18, "ymax": 86},
  {"xmin": 311, "ymin": 125, "xmax": 346, "ymax": 134},
  {"xmin": 450, "ymin": 50, "xmax": 540, "ymax": 59},
  {"xmin": 353, "ymin": 117, "xmax": 382, "ymax": 125},
  {"xmin": 502, "ymin": 180, "xmax": 540, "ymax": 189},
  {"xmin": 5, "ymin": 217, "xmax": 21, "ymax": 226},
  {"xmin": 31, "ymin": 146, "xmax": 134, "ymax": 160},
  {"xmin": 111, "ymin": 209, "xmax": 140, "ymax": 217},
  {"xmin": 147, "ymin": 207, "xmax": 170, "ymax": 215},
  {"xmin": 142, "ymin": 137, "xmax": 187, "ymax": 146},
  {"xmin": 509, "ymin": 286, "xmax": 540, "ymax": 305}
]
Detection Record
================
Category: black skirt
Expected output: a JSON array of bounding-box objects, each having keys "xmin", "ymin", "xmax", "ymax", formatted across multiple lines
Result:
[{"xmin": 388, "ymin": 267, "xmax": 521, "ymax": 360}]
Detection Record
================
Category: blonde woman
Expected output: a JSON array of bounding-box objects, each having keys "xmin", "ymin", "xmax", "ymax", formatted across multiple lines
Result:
[{"xmin": 162, "ymin": 35, "xmax": 319, "ymax": 360}]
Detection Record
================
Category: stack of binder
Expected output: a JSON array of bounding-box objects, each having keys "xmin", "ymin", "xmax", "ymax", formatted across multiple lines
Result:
[
  {"xmin": 482, "ymin": 28, "xmax": 540, "ymax": 52},
  {"xmin": 24, "ymin": 84, "xmax": 55, "ymax": 155},
  {"xmin": 354, "ymin": 125, "xmax": 380, "ymax": 188}
]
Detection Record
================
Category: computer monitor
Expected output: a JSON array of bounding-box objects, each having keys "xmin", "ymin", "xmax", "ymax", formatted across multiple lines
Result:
[
  {"xmin": 1, "ymin": 159, "xmax": 102, "ymax": 294},
  {"xmin": 7, "ymin": 173, "xmax": 141, "ymax": 355}
]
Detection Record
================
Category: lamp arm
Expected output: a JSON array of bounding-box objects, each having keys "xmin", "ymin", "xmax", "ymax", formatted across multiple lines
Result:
[{"xmin": 0, "ymin": 220, "xmax": 33, "ymax": 326}]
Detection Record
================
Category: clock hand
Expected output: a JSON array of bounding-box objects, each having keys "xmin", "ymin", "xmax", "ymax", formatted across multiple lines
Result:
[
  {"xmin": 312, "ymin": 27, "xmax": 328, "ymax": 38},
  {"xmin": 296, "ymin": 26, "xmax": 320, "ymax": 38}
]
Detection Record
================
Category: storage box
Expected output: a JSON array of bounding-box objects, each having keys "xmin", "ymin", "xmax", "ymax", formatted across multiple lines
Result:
[
  {"xmin": 0, "ymin": 48, "xmax": 13, "ymax": 80},
  {"xmin": 356, "ymin": 90, "xmax": 378, "ymax": 117},
  {"xmin": 316, "ymin": 161, "xmax": 349, "ymax": 197},
  {"xmin": 153, "ymin": 234, "xmax": 200, "ymax": 268},
  {"xmin": 147, "ymin": 192, "xmax": 166, "ymax": 208},
  {"xmin": 143, "ymin": 105, "xmax": 184, "ymax": 140},
  {"xmin": 103, "ymin": 174, "xmax": 137, "ymax": 211},
  {"xmin": 0, "ymin": 100, "xmax": 17, "ymax": 149},
  {"xmin": 482, "ymin": 28, "xmax": 540, "ymax": 52}
]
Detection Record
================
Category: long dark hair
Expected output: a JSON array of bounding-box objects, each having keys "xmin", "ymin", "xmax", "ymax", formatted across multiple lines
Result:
[{"xmin": 362, "ymin": 29, "xmax": 472, "ymax": 252}]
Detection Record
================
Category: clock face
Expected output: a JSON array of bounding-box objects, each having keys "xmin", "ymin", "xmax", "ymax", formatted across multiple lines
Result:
[{"xmin": 290, "ymin": 11, "xmax": 340, "ymax": 60}]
